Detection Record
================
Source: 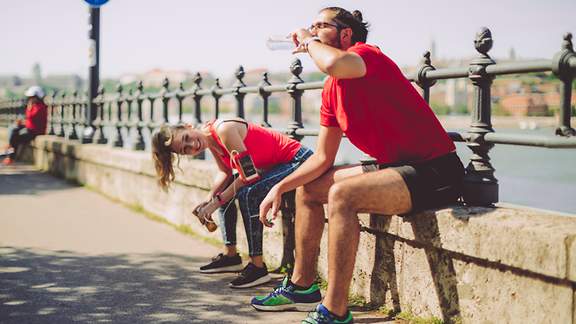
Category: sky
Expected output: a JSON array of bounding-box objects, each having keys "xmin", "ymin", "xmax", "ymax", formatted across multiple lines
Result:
[{"xmin": 1, "ymin": 0, "xmax": 575, "ymax": 80}]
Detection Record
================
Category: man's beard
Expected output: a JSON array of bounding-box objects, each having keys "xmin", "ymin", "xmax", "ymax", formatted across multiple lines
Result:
[{"xmin": 325, "ymin": 35, "xmax": 342, "ymax": 49}]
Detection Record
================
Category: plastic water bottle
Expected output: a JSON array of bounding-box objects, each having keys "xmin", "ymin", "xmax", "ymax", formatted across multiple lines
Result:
[{"xmin": 266, "ymin": 35, "xmax": 295, "ymax": 51}]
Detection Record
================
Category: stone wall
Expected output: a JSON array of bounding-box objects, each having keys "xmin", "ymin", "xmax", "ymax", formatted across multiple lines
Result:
[{"xmin": 3, "ymin": 131, "xmax": 576, "ymax": 324}]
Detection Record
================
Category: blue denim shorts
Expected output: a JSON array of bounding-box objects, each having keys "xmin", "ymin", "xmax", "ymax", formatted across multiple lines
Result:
[{"xmin": 218, "ymin": 146, "xmax": 313, "ymax": 256}]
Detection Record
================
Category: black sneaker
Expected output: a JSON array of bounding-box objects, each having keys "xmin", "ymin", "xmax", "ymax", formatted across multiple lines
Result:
[
  {"xmin": 199, "ymin": 253, "xmax": 243, "ymax": 273},
  {"xmin": 229, "ymin": 263, "xmax": 271, "ymax": 288}
]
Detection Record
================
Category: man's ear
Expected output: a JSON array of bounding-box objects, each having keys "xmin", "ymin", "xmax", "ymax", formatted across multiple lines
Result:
[{"xmin": 340, "ymin": 28, "xmax": 353, "ymax": 46}]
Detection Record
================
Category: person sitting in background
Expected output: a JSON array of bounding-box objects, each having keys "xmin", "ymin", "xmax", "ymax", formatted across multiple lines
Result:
[
  {"xmin": 151, "ymin": 118, "xmax": 312, "ymax": 288},
  {"xmin": 3, "ymin": 86, "xmax": 48, "ymax": 165}
]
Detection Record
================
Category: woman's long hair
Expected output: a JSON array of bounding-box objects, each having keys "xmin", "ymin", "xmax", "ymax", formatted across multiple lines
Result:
[{"xmin": 151, "ymin": 124, "xmax": 188, "ymax": 190}]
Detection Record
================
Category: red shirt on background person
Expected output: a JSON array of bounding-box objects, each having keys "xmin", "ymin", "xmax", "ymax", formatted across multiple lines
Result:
[{"xmin": 25, "ymin": 99, "xmax": 48, "ymax": 135}]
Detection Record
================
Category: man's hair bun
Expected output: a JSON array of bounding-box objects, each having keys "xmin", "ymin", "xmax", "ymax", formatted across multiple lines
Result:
[{"xmin": 352, "ymin": 10, "xmax": 363, "ymax": 22}]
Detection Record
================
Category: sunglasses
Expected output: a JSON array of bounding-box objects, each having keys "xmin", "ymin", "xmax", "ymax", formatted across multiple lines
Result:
[{"xmin": 308, "ymin": 21, "xmax": 347, "ymax": 31}]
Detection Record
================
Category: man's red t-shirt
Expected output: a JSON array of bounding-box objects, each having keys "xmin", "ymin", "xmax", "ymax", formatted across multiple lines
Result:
[
  {"xmin": 25, "ymin": 102, "xmax": 48, "ymax": 135},
  {"xmin": 320, "ymin": 42, "xmax": 455, "ymax": 164}
]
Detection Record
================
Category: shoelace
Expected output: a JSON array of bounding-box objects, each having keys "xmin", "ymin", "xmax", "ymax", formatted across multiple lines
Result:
[
  {"xmin": 306, "ymin": 309, "xmax": 330, "ymax": 324},
  {"xmin": 211, "ymin": 253, "xmax": 224, "ymax": 262},
  {"xmin": 269, "ymin": 285, "xmax": 289, "ymax": 298},
  {"xmin": 237, "ymin": 265, "xmax": 253, "ymax": 280}
]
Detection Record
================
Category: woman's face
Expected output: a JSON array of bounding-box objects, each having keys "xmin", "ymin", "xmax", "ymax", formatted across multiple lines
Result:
[
  {"xmin": 170, "ymin": 127, "xmax": 207, "ymax": 156},
  {"xmin": 27, "ymin": 96, "xmax": 38, "ymax": 105}
]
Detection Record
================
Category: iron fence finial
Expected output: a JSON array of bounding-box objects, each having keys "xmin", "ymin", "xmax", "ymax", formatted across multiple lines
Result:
[
  {"xmin": 289, "ymin": 58, "xmax": 303, "ymax": 83},
  {"xmin": 234, "ymin": 66, "xmax": 246, "ymax": 88},
  {"xmin": 562, "ymin": 33, "xmax": 573, "ymax": 51},
  {"xmin": 194, "ymin": 72, "xmax": 202, "ymax": 88},
  {"xmin": 474, "ymin": 27, "xmax": 493, "ymax": 56}
]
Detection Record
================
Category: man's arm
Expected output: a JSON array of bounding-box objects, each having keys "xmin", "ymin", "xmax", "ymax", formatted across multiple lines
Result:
[
  {"xmin": 307, "ymin": 41, "xmax": 366, "ymax": 79},
  {"xmin": 258, "ymin": 126, "xmax": 343, "ymax": 226},
  {"xmin": 292, "ymin": 29, "xmax": 366, "ymax": 79}
]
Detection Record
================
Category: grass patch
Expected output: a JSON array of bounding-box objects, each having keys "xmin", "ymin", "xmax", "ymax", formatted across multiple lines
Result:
[
  {"xmin": 395, "ymin": 311, "xmax": 444, "ymax": 324},
  {"xmin": 317, "ymin": 276, "xmax": 328, "ymax": 290}
]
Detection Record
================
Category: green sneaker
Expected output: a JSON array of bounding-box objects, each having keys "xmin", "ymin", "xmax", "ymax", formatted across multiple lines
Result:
[
  {"xmin": 302, "ymin": 304, "xmax": 353, "ymax": 324},
  {"xmin": 251, "ymin": 277, "xmax": 322, "ymax": 311}
]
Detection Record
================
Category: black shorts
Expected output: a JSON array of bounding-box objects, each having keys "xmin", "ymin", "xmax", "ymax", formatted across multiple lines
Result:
[{"xmin": 363, "ymin": 152, "xmax": 465, "ymax": 212}]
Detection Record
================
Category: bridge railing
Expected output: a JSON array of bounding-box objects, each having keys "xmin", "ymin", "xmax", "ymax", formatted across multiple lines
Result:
[{"xmin": 1, "ymin": 27, "xmax": 576, "ymax": 207}]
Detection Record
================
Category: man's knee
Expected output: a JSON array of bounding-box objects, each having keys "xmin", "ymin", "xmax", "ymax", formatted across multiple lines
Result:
[
  {"xmin": 296, "ymin": 181, "xmax": 325, "ymax": 205},
  {"xmin": 328, "ymin": 182, "xmax": 356, "ymax": 211}
]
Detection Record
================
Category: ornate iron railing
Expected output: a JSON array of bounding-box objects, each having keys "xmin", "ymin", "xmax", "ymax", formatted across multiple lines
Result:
[{"xmin": 1, "ymin": 28, "xmax": 576, "ymax": 207}]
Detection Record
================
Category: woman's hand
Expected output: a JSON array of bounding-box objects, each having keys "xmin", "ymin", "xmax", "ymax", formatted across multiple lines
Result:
[
  {"xmin": 192, "ymin": 201, "xmax": 210, "ymax": 224},
  {"xmin": 196, "ymin": 197, "xmax": 220, "ymax": 222},
  {"xmin": 259, "ymin": 185, "xmax": 283, "ymax": 227}
]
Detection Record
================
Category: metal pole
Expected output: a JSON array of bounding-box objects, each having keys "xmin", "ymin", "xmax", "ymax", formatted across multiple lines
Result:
[
  {"xmin": 463, "ymin": 27, "xmax": 498, "ymax": 206},
  {"xmin": 234, "ymin": 66, "xmax": 246, "ymax": 118},
  {"xmin": 287, "ymin": 58, "xmax": 304, "ymax": 140},
  {"xmin": 82, "ymin": 6, "xmax": 100, "ymax": 143}
]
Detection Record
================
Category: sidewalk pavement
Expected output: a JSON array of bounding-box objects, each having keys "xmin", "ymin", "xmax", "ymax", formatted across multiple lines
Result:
[{"xmin": 0, "ymin": 163, "xmax": 392, "ymax": 323}]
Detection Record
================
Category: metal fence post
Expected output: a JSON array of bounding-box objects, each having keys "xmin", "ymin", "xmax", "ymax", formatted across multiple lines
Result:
[
  {"xmin": 192, "ymin": 73, "xmax": 203, "ymax": 125},
  {"xmin": 58, "ymin": 93, "xmax": 66, "ymax": 137},
  {"xmin": 113, "ymin": 84, "xmax": 124, "ymax": 147},
  {"xmin": 133, "ymin": 81, "xmax": 145, "ymax": 150},
  {"xmin": 94, "ymin": 86, "xmax": 108, "ymax": 144},
  {"xmin": 211, "ymin": 78, "xmax": 222, "ymax": 120},
  {"xmin": 68, "ymin": 91, "xmax": 79, "ymax": 140},
  {"xmin": 259, "ymin": 72, "xmax": 272, "ymax": 127},
  {"xmin": 287, "ymin": 58, "xmax": 304, "ymax": 140},
  {"xmin": 48, "ymin": 91, "xmax": 57, "ymax": 136},
  {"xmin": 463, "ymin": 27, "xmax": 498, "ymax": 206},
  {"xmin": 161, "ymin": 78, "xmax": 170, "ymax": 124},
  {"xmin": 147, "ymin": 86, "xmax": 156, "ymax": 134},
  {"xmin": 234, "ymin": 66, "xmax": 246, "ymax": 118},
  {"xmin": 126, "ymin": 88, "xmax": 133, "ymax": 134},
  {"xmin": 277, "ymin": 58, "xmax": 305, "ymax": 273},
  {"xmin": 176, "ymin": 82, "xmax": 184, "ymax": 124},
  {"xmin": 416, "ymin": 51, "xmax": 437, "ymax": 104},
  {"xmin": 552, "ymin": 33, "xmax": 576, "ymax": 137}
]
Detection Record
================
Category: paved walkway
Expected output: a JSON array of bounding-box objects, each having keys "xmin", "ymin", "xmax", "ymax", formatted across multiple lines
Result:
[{"xmin": 0, "ymin": 163, "xmax": 391, "ymax": 323}]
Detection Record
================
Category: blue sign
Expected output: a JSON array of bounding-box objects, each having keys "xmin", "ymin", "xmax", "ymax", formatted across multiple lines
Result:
[{"xmin": 84, "ymin": 0, "xmax": 108, "ymax": 7}]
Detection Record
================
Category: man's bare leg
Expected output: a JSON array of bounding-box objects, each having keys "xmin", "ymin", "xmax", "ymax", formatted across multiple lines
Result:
[
  {"xmin": 290, "ymin": 165, "xmax": 363, "ymax": 287},
  {"xmin": 322, "ymin": 168, "xmax": 412, "ymax": 317}
]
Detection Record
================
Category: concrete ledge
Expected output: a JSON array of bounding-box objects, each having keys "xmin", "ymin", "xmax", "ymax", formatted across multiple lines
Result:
[{"xmin": 7, "ymin": 133, "xmax": 576, "ymax": 323}]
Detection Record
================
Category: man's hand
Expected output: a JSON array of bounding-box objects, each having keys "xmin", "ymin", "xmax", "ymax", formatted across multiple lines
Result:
[
  {"xmin": 291, "ymin": 28, "xmax": 314, "ymax": 54},
  {"xmin": 259, "ymin": 186, "xmax": 283, "ymax": 227},
  {"xmin": 15, "ymin": 118, "xmax": 23, "ymax": 127}
]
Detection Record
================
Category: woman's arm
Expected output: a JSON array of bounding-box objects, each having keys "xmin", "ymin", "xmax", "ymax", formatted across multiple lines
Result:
[
  {"xmin": 207, "ymin": 146, "xmax": 233, "ymax": 197},
  {"xmin": 209, "ymin": 171, "xmax": 233, "ymax": 197}
]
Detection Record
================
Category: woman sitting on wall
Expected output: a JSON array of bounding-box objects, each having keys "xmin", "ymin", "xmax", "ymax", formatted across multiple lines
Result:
[
  {"xmin": 151, "ymin": 118, "xmax": 312, "ymax": 288},
  {"xmin": 2, "ymin": 86, "xmax": 48, "ymax": 165}
]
